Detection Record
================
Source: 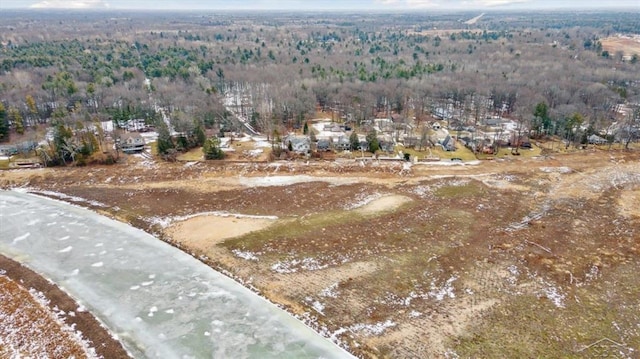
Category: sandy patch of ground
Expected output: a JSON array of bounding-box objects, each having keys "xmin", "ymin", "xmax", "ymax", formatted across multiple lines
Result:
[
  {"xmin": 480, "ymin": 176, "xmax": 530, "ymax": 191},
  {"xmin": 355, "ymin": 194, "xmax": 413, "ymax": 214},
  {"xmin": 268, "ymin": 261, "xmax": 380, "ymax": 299},
  {"xmin": 543, "ymin": 159, "xmax": 640, "ymax": 200},
  {"xmin": 618, "ymin": 189, "xmax": 640, "ymax": 218},
  {"xmin": 165, "ymin": 215, "xmax": 276, "ymax": 252},
  {"xmin": 601, "ymin": 36, "xmax": 640, "ymax": 57}
]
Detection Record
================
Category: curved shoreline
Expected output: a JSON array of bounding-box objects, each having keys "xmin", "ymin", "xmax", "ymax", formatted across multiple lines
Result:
[
  {"xmin": 0, "ymin": 254, "xmax": 131, "ymax": 359},
  {"xmin": 3, "ymin": 150, "xmax": 639, "ymax": 357},
  {"xmin": 1, "ymin": 190, "xmax": 354, "ymax": 358}
]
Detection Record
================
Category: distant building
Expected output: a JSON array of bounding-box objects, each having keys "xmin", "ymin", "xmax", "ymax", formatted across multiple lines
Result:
[
  {"xmin": 440, "ymin": 135, "xmax": 456, "ymax": 151},
  {"xmin": 588, "ymin": 134, "xmax": 607, "ymax": 145},
  {"xmin": 285, "ymin": 135, "xmax": 311, "ymax": 153},
  {"xmin": 119, "ymin": 133, "xmax": 145, "ymax": 153}
]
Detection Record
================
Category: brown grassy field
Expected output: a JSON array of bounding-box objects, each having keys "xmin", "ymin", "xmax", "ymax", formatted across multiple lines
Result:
[
  {"xmin": 601, "ymin": 36, "xmax": 640, "ymax": 57},
  {"xmin": 1, "ymin": 149, "xmax": 639, "ymax": 358}
]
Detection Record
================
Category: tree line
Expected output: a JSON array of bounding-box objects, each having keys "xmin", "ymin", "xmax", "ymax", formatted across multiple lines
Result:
[{"xmin": 0, "ymin": 10, "xmax": 638, "ymax": 160}]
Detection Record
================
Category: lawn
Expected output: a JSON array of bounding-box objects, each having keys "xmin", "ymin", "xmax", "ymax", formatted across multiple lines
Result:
[
  {"xmin": 398, "ymin": 145, "xmax": 477, "ymax": 161},
  {"xmin": 177, "ymin": 147, "xmax": 204, "ymax": 161}
]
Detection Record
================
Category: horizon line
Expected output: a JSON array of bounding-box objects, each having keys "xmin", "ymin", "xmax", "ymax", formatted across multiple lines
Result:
[{"xmin": 1, "ymin": 6, "xmax": 639, "ymax": 11}]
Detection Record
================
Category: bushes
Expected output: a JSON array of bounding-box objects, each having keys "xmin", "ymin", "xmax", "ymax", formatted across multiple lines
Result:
[{"xmin": 203, "ymin": 137, "xmax": 225, "ymax": 160}]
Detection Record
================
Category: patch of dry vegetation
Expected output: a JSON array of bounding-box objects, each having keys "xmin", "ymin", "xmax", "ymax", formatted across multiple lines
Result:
[
  {"xmin": 0, "ymin": 275, "xmax": 92, "ymax": 358},
  {"xmin": 601, "ymin": 36, "xmax": 640, "ymax": 57},
  {"xmin": 2, "ymin": 150, "xmax": 640, "ymax": 358}
]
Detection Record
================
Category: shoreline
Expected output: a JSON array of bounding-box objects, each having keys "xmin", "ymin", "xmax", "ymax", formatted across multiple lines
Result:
[
  {"xmin": 1, "ymin": 189, "xmax": 357, "ymax": 358},
  {"xmin": 0, "ymin": 253, "xmax": 131, "ymax": 359},
  {"xmin": 2, "ymin": 150, "xmax": 640, "ymax": 357}
]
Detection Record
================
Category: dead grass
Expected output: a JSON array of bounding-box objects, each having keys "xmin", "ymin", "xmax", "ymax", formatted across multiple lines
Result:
[
  {"xmin": 4, "ymin": 149, "xmax": 640, "ymax": 358},
  {"xmin": 601, "ymin": 36, "xmax": 640, "ymax": 57},
  {"xmin": 0, "ymin": 276, "xmax": 89, "ymax": 358},
  {"xmin": 399, "ymin": 145, "xmax": 477, "ymax": 161},
  {"xmin": 176, "ymin": 147, "xmax": 203, "ymax": 161}
]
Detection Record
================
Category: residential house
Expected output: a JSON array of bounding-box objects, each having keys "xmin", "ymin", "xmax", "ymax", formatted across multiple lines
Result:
[
  {"xmin": 0, "ymin": 141, "xmax": 37, "ymax": 156},
  {"xmin": 119, "ymin": 133, "xmax": 146, "ymax": 153},
  {"xmin": 588, "ymin": 134, "xmax": 607, "ymax": 145},
  {"xmin": 484, "ymin": 117, "xmax": 503, "ymax": 127},
  {"xmin": 316, "ymin": 139, "xmax": 331, "ymax": 151},
  {"xmin": 285, "ymin": 135, "xmax": 311, "ymax": 153},
  {"xmin": 433, "ymin": 107, "xmax": 453, "ymax": 120},
  {"xmin": 378, "ymin": 138, "xmax": 395, "ymax": 152},
  {"xmin": 440, "ymin": 135, "xmax": 456, "ymax": 151},
  {"xmin": 334, "ymin": 136, "xmax": 351, "ymax": 151},
  {"xmin": 0, "ymin": 145, "xmax": 18, "ymax": 156}
]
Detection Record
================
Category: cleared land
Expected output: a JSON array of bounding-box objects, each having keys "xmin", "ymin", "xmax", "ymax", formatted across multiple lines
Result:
[
  {"xmin": 1, "ymin": 149, "xmax": 639, "ymax": 358},
  {"xmin": 601, "ymin": 36, "xmax": 640, "ymax": 57}
]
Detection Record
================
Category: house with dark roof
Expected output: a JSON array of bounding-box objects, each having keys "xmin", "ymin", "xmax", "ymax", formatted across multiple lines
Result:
[
  {"xmin": 440, "ymin": 135, "xmax": 456, "ymax": 151},
  {"xmin": 119, "ymin": 133, "xmax": 145, "ymax": 153}
]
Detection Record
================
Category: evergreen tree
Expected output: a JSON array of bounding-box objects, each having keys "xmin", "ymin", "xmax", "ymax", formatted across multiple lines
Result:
[
  {"xmin": 303, "ymin": 122, "xmax": 309, "ymax": 135},
  {"xmin": 349, "ymin": 131, "xmax": 359, "ymax": 151},
  {"xmin": 203, "ymin": 137, "xmax": 225, "ymax": 160},
  {"xmin": 156, "ymin": 121, "xmax": 174, "ymax": 155},
  {"xmin": 194, "ymin": 120, "xmax": 206, "ymax": 146},
  {"xmin": 366, "ymin": 129, "xmax": 380, "ymax": 153},
  {"xmin": 0, "ymin": 103, "xmax": 8, "ymax": 142},
  {"xmin": 9, "ymin": 107, "xmax": 24, "ymax": 135},
  {"xmin": 532, "ymin": 102, "xmax": 551, "ymax": 138},
  {"xmin": 53, "ymin": 122, "xmax": 74, "ymax": 165}
]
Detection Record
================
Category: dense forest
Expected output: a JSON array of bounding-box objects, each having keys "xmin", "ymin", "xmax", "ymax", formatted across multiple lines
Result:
[{"xmin": 0, "ymin": 9, "xmax": 639, "ymax": 160}]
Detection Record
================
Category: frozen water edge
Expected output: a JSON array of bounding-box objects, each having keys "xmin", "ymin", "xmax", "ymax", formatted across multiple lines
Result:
[{"xmin": 0, "ymin": 191, "xmax": 354, "ymax": 359}]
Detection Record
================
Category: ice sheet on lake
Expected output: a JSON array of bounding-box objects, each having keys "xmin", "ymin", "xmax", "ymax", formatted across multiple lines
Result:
[{"xmin": 0, "ymin": 191, "xmax": 353, "ymax": 359}]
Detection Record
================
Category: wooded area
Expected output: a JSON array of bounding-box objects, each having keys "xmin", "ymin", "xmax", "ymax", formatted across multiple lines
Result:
[{"xmin": 0, "ymin": 10, "xmax": 639, "ymax": 162}]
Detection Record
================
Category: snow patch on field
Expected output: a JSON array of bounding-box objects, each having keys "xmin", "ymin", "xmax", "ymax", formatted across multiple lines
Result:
[
  {"xmin": 272, "ymin": 257, "xmax": 328, "ymax": 273},
  {"xmin": 320, "ymin": 283, "xmax": 340, "ymax": 298},
  {"xmin": 540, "ymin": 166, "xmax": 572, "ymax": 173},
  {"xmin": 271, "ymin": 255, "xmax": 351, "ymax": 274},
  {"xmin": 506, "ymin": 203, "xmax": 551, "ymax": 232},
  {"xmin": 232, "ymin": 249, "xmax": 260, "ymax": 261},
  {"xmin": 538, "ymin": 285, "xmax": 566, "ymax": 308},
  {"xmin": 344, "ymin": 192, "xmax": 383, "ymax": 210},
  {"xmin": 349, "ymin": 320, "xmax": 397, "ymax": 336},
  {"xmin": 429, "ymin": 275, "xmax": 457, "ymax": 301},
  {"xmin": 308, "ymin": 298, "xmax": 326, "ymax": 315},
  {"xmin": 0, "ymin": 273, "xmax": 99, "ymax": 359}
]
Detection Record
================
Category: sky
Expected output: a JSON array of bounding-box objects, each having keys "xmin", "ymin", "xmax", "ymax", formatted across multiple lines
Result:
[{"xmin": 0, "ymin": 0, "xmax": 638, "ymax": 10}]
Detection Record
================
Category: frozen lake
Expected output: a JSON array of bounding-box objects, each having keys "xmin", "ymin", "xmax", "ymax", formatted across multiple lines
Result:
[{"xmin": 0, "ymin": 191, "xmax": 352, "ymax": 359}]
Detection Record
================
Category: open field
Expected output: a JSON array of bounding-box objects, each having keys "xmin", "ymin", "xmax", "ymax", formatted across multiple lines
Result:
[
  {"xmin": 1, "ymin": 149, "xmax": 640, "ymax": 358},
  {"xmin": 601, "ymin": 36, "xmax": 640, "ymax": 57}
]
